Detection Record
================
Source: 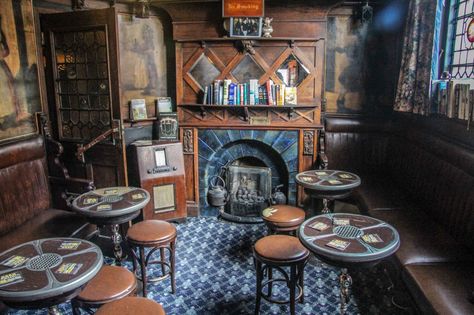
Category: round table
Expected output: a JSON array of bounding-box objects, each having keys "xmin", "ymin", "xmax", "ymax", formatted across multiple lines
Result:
[
  {"xmin": 295, "ymin": 170, "xmax": 361, "ymax": 213},
  {"xmin": 298, "ymin": 213, "xmax": 400, "ymax": 314},
  {"xmin": 72, "ymin": 187, "xmax": 150, "ymax": 264},
  {"xmin": 0, "ymin": 238, "xmax": 103, "ymax": 314}
]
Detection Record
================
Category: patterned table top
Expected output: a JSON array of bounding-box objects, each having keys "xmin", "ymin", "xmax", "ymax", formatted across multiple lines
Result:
[
  {"xmin": 72, "ymin": 186, "xmax": 150, "ymax": 218},
  {"xmin": 298, "ymin": 213, "xmax": 400, "ymax": 263},
  {"xmin": 0, "ymin": 238, "xmax": 102, "ymax": 302},
  {"xmin": 295, "ymin": 170, "xmax": 361, "ymax": 192}
]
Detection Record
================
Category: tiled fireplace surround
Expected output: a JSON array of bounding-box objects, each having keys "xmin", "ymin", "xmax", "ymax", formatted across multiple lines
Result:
[{"xmin": 198, "ymin": 129, "xmax": 299, "ymax": 218}]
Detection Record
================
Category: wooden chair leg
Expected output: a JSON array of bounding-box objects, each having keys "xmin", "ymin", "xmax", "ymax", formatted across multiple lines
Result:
[
  {"xmin": 170, "ymin": 240, "xmax": 176, "ymax": 294},
  {"xmin": 267, "ymin": 267, "xmax": 273, "ymax": 297},
  {"xmin": 255, "ymin": 260, "xmax": 262, "ymax": 315},
  {"xmin": 139, "ymin": 246, "xmax": 147, "ymax": 297},
  {"xmin": 160, "ymin": 247, "xmax": 166, "ymax": 276},
  {"xmin": 298, "ymin": 262, "xmax": 305, "ymax": 303},
  {"xmin": 289, "ymin": 265, "xmax": 297, "ymax": 315}
]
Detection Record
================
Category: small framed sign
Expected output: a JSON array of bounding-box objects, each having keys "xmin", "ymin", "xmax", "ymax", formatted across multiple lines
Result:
[
  {"xmin": 230, "ymin": 17, "xmax": 262, "ymax": 38},
  {"xmin": 223, "ymin": 0, "xmax": 264, "ymax": 17},
  {"xmin": 156, "ymin": 113, "xmax": 178, "ymax": 141},
  {"xmin": 156, "ymin": 97, "xmax": 173, "ymax": 113},
  {"xmin": 130, "ymin": 99, "xmax": 147, "ymax": 120}
]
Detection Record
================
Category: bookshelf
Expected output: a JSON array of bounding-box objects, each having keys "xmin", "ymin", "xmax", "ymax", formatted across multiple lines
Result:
[{"xmin": 176, "ymin": 37, "xmax": 323, "ymax": 128}]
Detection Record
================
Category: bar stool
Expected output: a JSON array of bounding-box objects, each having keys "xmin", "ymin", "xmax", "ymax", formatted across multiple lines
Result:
[
  {"xmin": 253, "ymin": 235, "xmax": 309, "ymax": 315},
  {"xmin": 262, "ymin": 205, "xmax": 306, "ymax": 235},
  {"xmin": 126, "ymin": 220, "xmax": 177, "ymax": 297},
  {"xmin": 95, "ymin": 297, "xmax": 166, "ymax": 315},
  {"xmin": 71, "ymin": 265, "xmax": 137, "ymax": 315}
]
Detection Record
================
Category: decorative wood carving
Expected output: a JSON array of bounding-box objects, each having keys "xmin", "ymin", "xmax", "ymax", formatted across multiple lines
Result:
[
  {"xmin": 317, "ymin": 129, "xmax": 328, "ymax": 169},
  {"xmin": 240, "ymin": 40, "xmax": 255, "ymax": 55},
  {"xmin": 303, "ymin": 130, "xmax": 314, "ymax": 155},
  {"xmin": 183, "ymin": 128, "xmax": 194, "ymax": 153},
  {"xmin": 72, "ymin": 0, "xmax": 86, "ymax": 10}
]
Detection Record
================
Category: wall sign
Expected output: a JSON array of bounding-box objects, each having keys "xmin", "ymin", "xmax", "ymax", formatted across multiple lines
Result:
[{"xmin": 223, "ymin": 0, "xmax": 264, "ymax": 17}]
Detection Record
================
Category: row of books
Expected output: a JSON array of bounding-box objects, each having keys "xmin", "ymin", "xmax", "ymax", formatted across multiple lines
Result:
[
  {"xmin": 436, "ymin": 82, "xmax": 474, "ymax": 121},
  {"xmin": 202, "ymin": 79, "xmax": 297, "ymax": 106}
]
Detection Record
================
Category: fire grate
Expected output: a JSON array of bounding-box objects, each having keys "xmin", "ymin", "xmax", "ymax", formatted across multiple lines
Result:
[{"xmin": 225, "ymin": 165, "xmax": 271, "ymax": 218}]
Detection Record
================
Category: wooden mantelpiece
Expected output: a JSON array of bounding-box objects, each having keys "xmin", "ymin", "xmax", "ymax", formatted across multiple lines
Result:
[{"xmin": 161, "ymin": 1, "xmax": 330, "ymax": 214}]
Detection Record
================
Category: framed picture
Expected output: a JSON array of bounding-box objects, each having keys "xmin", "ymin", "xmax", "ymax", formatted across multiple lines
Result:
[
  {"xmin": 156, "ymin": 112, "xmax": 178, "ymax": 141},
  {"xmin": 130, "ymin": 99, "xmax": 148, "ymax": 120},
  {"xmin": 229, "ymin": 17, "xmax": 262, "ymax": 38},
  {"xmin": 156, "ymin": 97, "xmax": 172, "ymax": 113},
  {"xmin": 0, "ymin": 0, "xmax": 42, "ymax": 143}
]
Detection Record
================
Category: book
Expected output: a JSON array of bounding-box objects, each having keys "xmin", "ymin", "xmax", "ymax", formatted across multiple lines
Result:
[
  {"xmin": 228, "ymin": 83, "xmax": 236, "ymax": 105},
  {"xmin": 285, "ymin": 87, "xmax": 297, "ymax": 105},
  {"xmin": 223, "ymin": 79, "xmax": 231, "ymax": 105},
  {"xmin": 447, "ymin": 81, "xmax": 456, "ymax": 118},
  {"xmin": 202, "ymin": 86, "xmax": 208, "ymax": 105},
  {"xmin": 130, "ymin": 99, "xmax": 147, "ymax": 120},
  {"xmin": 213, "ymin": 80, "xmax": 221, "ymax": 105},
  {"xmin": 156, "ymin": 97, "xmax": 172, "ymax": 113},
  {"xmin": 266, "ymin": 80, "xmax": 274, "ymax": 105}
]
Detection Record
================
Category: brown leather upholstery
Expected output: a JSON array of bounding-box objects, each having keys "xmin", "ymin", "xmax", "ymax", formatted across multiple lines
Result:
[
  {"xmin": 127, "ymin": 220, "xmax": 177, "ymax": 244},
  {"xmin": 95, "ymin": 297, "xmax": 166, "ymax": 315},
  {"xmin": 371, "ymin": 209, "xmax": 473, "ymax": 265},
  {"xmin": 403, "ymin": 263, "xmax": 474, "ymax": 315},
  {"xmin": 323, "ymin": 115, "xmax": 474, "ymax": 313},
  {"xmin": 0, "ymin": 136, "xmax": 50, "ymax": 235},
  {"xmin": 76, "ymin": 266, "xmax": 137, "ymax": 303},
  {"xmin": 254, "ymin": 235, "xmax": 309, "ymax": 261},
  {"xmin": 262, "ymin": 205, "xmax": 305, "ymax": 228},
  {"xmin": 0, "ymin": 136, "xmax": 94, "ymax": 253}
]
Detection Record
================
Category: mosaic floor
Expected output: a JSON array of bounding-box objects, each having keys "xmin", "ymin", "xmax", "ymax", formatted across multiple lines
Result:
[{"xmin": 5, "ymin": 217, "xmax": 413, "ymax": 315}]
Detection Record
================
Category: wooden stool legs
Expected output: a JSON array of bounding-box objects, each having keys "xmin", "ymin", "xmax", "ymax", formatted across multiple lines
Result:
[
  {"xmin": 254, "ymin": 259, "xmax": 306, "ymax": 315},
  {"xmin": 129, "ymin": 240, "xmax": 176, "ymax": 297}
]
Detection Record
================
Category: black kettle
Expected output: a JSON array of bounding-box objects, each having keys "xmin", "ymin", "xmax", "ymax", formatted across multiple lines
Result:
[{"xmin": 207, "ymin": 176, "xmax": 229, "ymax": 207}]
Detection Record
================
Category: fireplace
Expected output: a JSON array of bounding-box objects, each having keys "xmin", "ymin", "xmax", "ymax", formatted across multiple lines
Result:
[{"xmin": 198, "ymin": 129, "xmax": 299, "ymax": 222}]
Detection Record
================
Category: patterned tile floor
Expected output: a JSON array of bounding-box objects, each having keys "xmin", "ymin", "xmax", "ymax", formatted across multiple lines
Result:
[{"xmin": 4, "ymin": 217, "xmax": 413, "ymax": 315}]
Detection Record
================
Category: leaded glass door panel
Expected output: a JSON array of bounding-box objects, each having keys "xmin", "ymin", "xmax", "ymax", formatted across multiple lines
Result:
[{"xmin": 41, "ymin": 8, "xmax": 127, "ymax": 188}]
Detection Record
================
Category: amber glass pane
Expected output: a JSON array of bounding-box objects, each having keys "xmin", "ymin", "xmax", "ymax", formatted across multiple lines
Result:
[{"xmin": 189, "ymin": 54, "xmax": 220, "ymax": 90}]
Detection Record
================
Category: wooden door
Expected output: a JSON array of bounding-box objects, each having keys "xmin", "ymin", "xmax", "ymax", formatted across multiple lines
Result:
[{"xmin": 41, "ymin": 8, "xmax": 127, "ymax": 188}]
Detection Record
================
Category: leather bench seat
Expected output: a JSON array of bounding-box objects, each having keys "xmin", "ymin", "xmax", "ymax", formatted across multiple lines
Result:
[
  {"xmin": 352, "ymin": 172, "xmax": 416, "ymax": 213},
  {"xmin": 402, "ymin": 263, "xmax": 474, "ymax": 315},
  {"xmin": 323, "ymin": 115, "xmax": 474, "ymax": 313},
  {"xmin": 0, "ymin": 209, "xmax": 93, "ymax": 253},
  {"xmin": 370, "ymin": 209, "xmax": 473, "ymax": 265}
]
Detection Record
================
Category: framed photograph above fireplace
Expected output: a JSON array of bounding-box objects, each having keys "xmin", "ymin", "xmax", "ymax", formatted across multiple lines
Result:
[{"xmin": 230, "ymin": 17, "xmax": 262, "ymax": 37}]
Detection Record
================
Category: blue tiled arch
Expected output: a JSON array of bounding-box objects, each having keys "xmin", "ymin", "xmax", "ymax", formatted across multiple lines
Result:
[{"xmin": 198, "ymin": 129, "xmax": 299, "ymax": 216}]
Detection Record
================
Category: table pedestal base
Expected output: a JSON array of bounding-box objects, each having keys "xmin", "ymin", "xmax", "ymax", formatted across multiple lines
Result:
[
  {"xmin": 339, "ymin": 268, "xmax": 352, "ymax": 314},
  {"xmin": 321, "ymin": 198, "xmax": 330, "ymax": 214},
  {"xmin": 111, "ymin": 224, "xmax": 123, "ymax": 265}
]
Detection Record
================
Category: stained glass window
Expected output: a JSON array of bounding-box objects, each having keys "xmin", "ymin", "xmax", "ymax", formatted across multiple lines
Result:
[{"xmin": 447, "ymin": 0, "xmax": 474, "ymax": 79}]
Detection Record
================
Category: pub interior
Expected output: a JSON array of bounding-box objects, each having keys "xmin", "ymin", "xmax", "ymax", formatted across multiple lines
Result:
[{"xmin": 0, "ymin": 0, "xmax": 473, "ymax": 314}]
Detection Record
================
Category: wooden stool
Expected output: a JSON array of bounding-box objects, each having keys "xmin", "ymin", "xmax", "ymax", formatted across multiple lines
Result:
[
  {"xmin": 71, "ymin": 265, "xmax": 137, "ymax": 315},
  {"xmin": 126, "ymin": 220, "xmax": 177, "ymax": 297},
  {"xmin": 253, "ymin": 235, "xmax": 309, "ymax": 315},
  {"xmin": 95, "ymin": 297, "xmax": 165, "ymax": 315},
  {"xmin": 262, "ymin": 205, "xmax": 306, "ymax": 235}
]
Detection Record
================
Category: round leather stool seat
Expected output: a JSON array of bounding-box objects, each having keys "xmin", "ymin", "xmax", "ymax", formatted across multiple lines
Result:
[
  {"xmin": 71, "ymin": 266, "xmax": 137, "ymax": 314},
  {"xmin": 95, "ymin": 297, "xmax": 166, "ymax": 315},
  {"xmin": 255, "ymin": 235, "xmax": 309, "ymax": 261},
  {"xmin": 127, "ymin": 220, "xmax": 177, "ymax": 244},
  {"xmin": 262, "ymin": 205, "xmax": 305, "ymax": 230}
]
